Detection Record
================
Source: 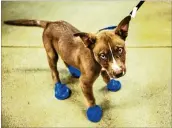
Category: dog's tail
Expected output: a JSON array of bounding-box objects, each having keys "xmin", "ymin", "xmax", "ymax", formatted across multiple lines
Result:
[{"xmin": 4, "ymin": 19, "xmax": 49, "ymax": 28}]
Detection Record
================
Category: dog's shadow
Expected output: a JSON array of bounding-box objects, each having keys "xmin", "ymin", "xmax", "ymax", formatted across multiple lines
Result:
[
  {"xmin": 60, "ymin": 69, "xmax": 86, "ymax": 112},
  {"xmin": 100, "ymin": 86, "xmax": 114, "ymax": 110},
  {"xmin": 59, "ymin": 69, "xmax": 79, "ymax": 84}
]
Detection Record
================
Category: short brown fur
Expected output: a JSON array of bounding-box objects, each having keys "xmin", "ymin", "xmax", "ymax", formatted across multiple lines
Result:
[{"xmin": 4, "ymin": 16, "xmax": 131, "ymax": 108}]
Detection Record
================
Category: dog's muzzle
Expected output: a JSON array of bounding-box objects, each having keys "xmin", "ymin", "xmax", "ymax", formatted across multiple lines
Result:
[{"xmin": 112, "ymin": 69, "xmax": 126, "ymax": 78}]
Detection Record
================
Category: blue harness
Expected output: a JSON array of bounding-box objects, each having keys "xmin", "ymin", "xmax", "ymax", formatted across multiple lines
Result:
[{"xmin": 98, "ymin": 25, "xmax": 117, "ymax": 32}]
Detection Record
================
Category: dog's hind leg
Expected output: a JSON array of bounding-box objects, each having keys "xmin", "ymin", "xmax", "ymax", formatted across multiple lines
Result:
[
  {"xmin": 43, "ymin": 36, "xmax": 71, "ymax": 100},
  {"xmin": 43, "ymin": 37, "xmax": 60, "ymax": 84},
  {"xmin": 47, "ymin": 52, "xmax": 60, "ymax": 84}
]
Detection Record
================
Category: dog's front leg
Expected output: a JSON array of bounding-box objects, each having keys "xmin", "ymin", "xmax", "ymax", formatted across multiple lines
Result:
[
  {"xmin": 101, "ymin": 70, "xmax": 110, "ymax": 84},
  {"xmin": 80, "ymin": 73, "xmax": 103, "ymax": 122},
  {"xmin": 79, "ymin": 75, "xmax": 97, "ymax": 107},
  {"xmin": 101, "ymin": 70, "xmax": 121, "ymax": 92}
]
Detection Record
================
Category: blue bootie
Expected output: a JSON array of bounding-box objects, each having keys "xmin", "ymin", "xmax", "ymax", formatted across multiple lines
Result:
[
  {"xmin": 86, "ymin": 105, "xmax": 103, "ymax": 122},
  {"xmin": 55, "ymin": 82, "xmax": 71, "ymax": 100},
  {"xmin": 107, "ymin": 79, "xmax": 121, "ymax": 92},
  {"xmin": 68, "ymin": 65, "xmax": 81, "ymax": 78}
]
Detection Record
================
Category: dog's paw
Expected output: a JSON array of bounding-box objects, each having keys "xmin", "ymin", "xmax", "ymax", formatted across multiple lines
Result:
[
  {"xmin": 86, "ymin": 105, "xmax": 103, "ymax": 122},
  {"xmin": 107, "ymin": 79, "xmax": 121, "ymax": 92},
  {"xmin": 68, "ymin": 65, "xmax": 81, "ymax": 78},
  {"xmin": 55, "ymin": 82, "xmax": 71, "ymax": 100}
]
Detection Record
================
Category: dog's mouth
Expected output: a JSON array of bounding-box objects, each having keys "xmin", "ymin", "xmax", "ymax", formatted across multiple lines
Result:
[
  {"xmin": 110, "ymin": 70, "xmax": 126, "ymax": 79},
  {"xmin": 101, "ymin": 67, "xmax": 126, "ymax": 79},
  {"xmin": 114, "ymin": 71, "xmax": 125, "ymax": 78}
]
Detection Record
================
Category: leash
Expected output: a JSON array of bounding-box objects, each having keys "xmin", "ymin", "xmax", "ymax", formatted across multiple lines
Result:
[{"xmin": 98, "ymin": 0, "xmax": 145, "ymax": 32}]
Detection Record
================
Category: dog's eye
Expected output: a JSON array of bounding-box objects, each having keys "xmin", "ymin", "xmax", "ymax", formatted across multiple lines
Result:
[
  {"xmin": 100, "ymin": 53, "xmax": 107, "ymax": 60},
  {"xmin": 118, "ymin": 48, "xmax": 123, "ymax": 54}
]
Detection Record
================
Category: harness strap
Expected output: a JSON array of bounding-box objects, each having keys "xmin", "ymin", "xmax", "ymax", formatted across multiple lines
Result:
[{"xmin": 98, "ymin": 25, "xmax": 117, "ymax": 32}]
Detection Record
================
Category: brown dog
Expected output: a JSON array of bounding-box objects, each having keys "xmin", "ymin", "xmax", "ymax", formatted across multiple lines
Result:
[{"xmin": 4, "ymin": 15, "xmax": 131, "ymax": 118}]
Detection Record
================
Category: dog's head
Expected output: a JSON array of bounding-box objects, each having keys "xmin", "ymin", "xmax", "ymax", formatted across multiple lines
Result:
[{"xmin": 74, "ymin": 16, "xmax": 131, "ymax": 79}]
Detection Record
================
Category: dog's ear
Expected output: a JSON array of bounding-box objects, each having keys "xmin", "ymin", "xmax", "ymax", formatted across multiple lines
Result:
[
  {"xmin": 74, "ymin": 32, "xmax": 96, "ymax": 48},
  {"xmin": 115, "ymin": 15, "xmax": 131, "ymax": 40}
]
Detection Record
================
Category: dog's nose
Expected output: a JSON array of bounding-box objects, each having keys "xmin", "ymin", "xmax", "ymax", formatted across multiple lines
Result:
[
  {"xmin": 112, "ymin": 69, "xmax": 123, "ymax": 78},
  {"xmin": 115, "ymin": 68, "xmax": 122, "ymax": 74}
]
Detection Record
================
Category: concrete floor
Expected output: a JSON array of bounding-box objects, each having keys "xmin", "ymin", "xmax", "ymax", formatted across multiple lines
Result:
[{"xmin": 1, "ymin": 1, "xmax": 172, "ymax": 127}]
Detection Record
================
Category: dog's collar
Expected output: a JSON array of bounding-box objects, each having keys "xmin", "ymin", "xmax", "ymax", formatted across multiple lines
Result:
[{"xmin": 98, "ymin": 25, "xmax": 117, "ymax": 32}]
